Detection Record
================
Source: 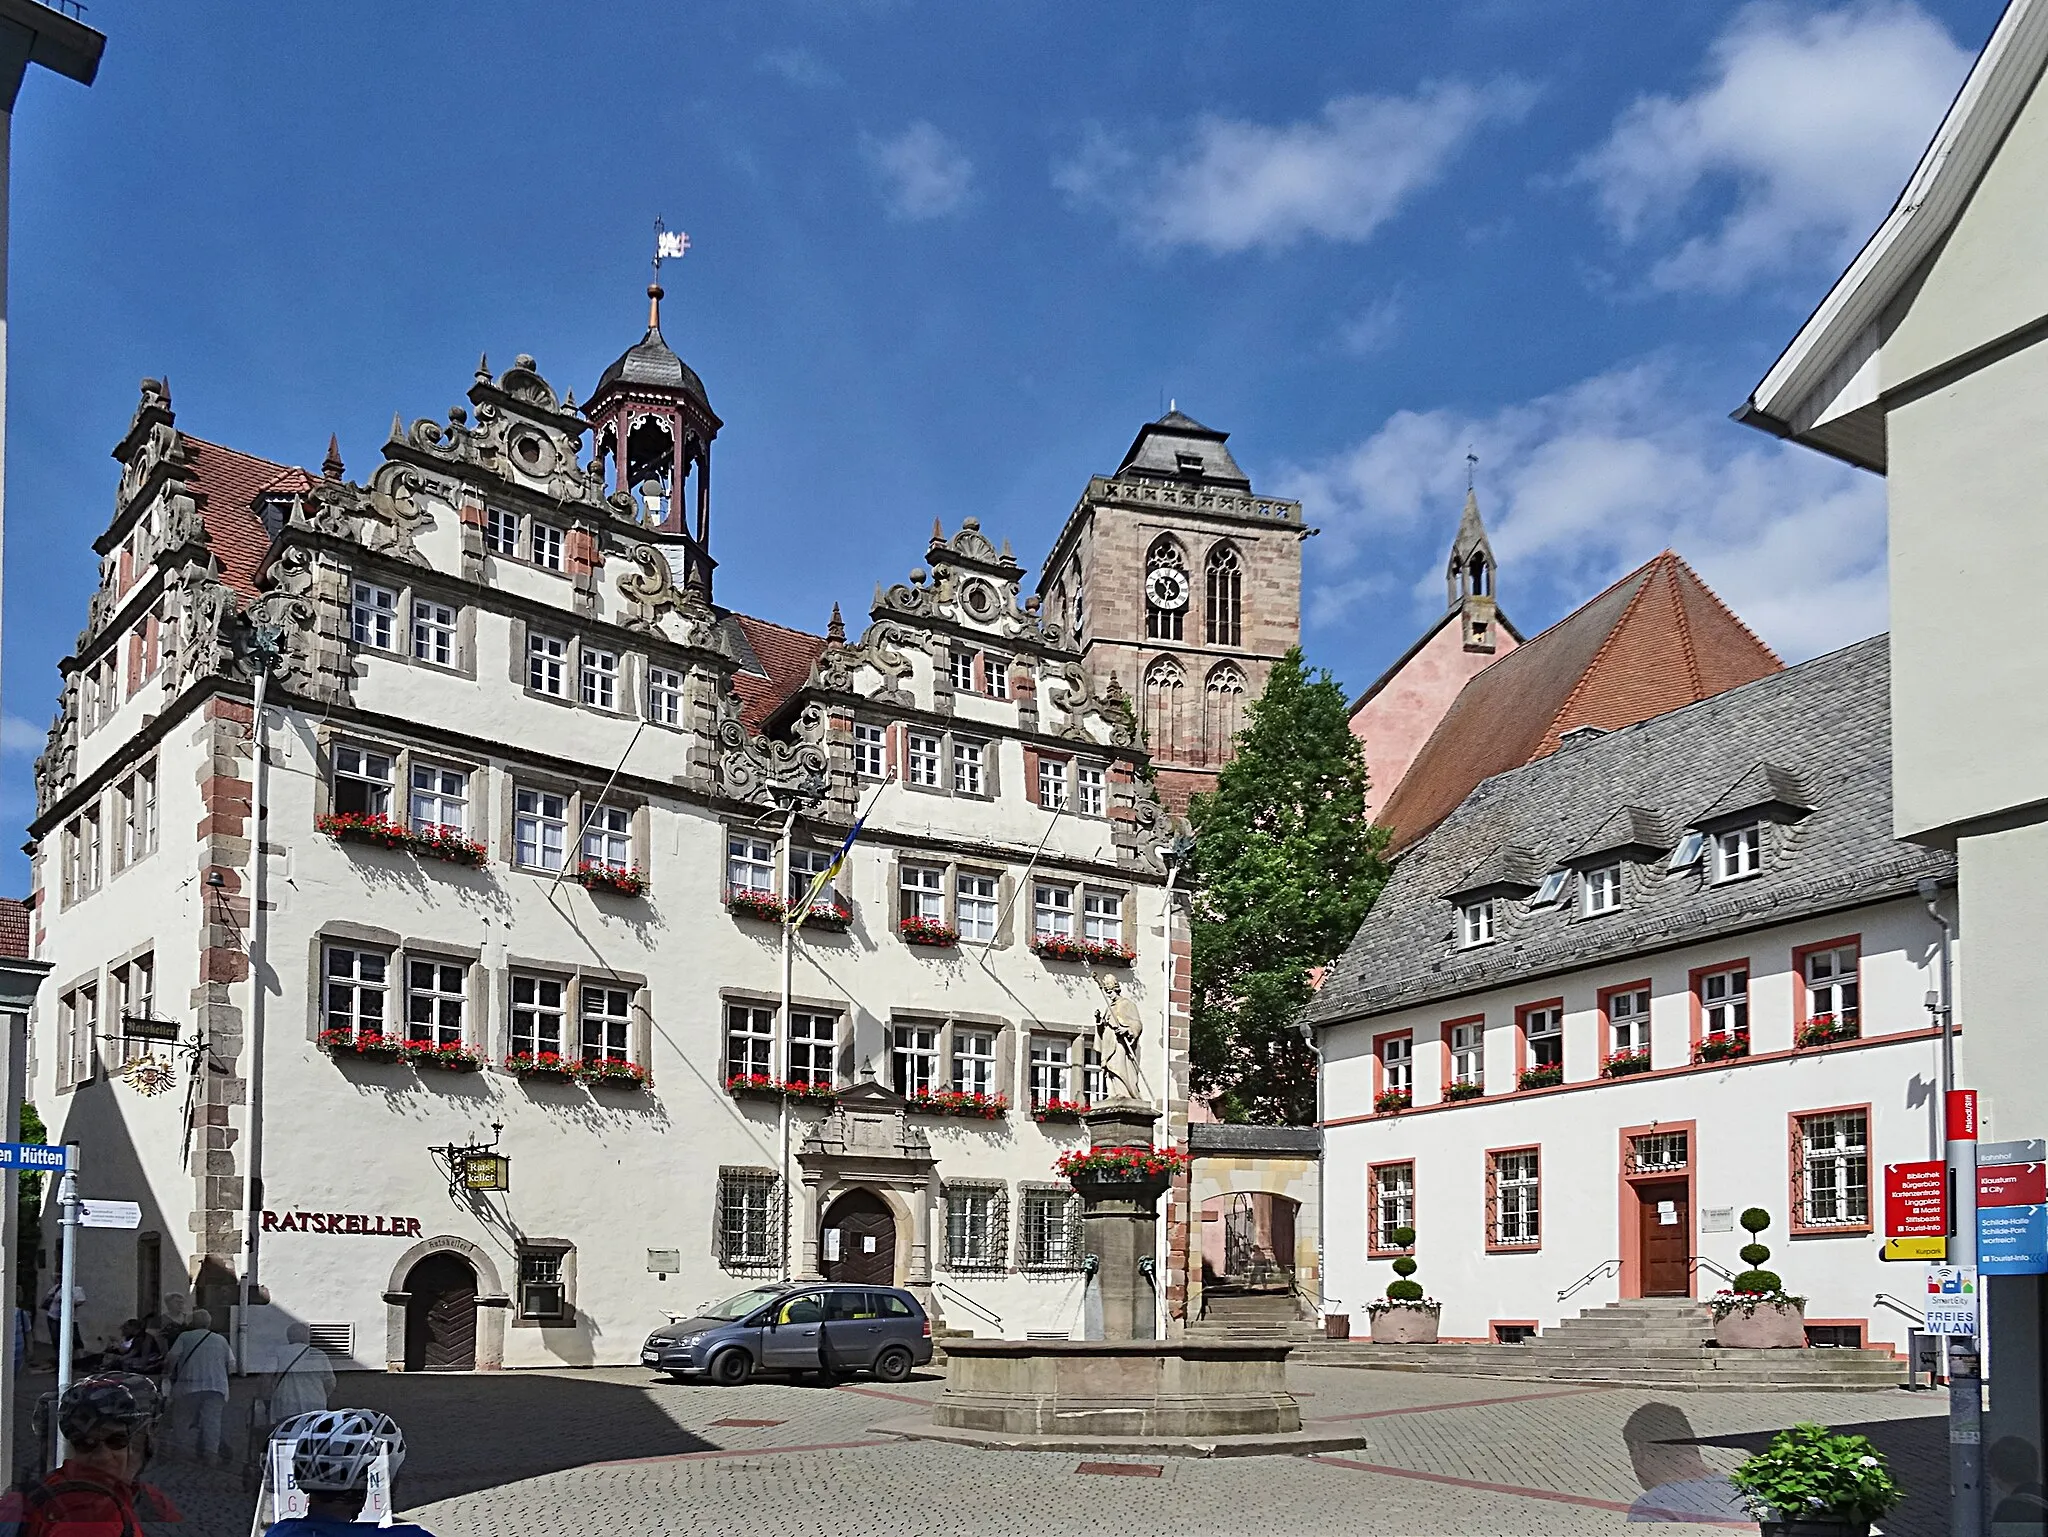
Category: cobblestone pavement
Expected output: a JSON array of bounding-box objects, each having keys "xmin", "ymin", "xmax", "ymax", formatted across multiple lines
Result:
[{"xmin": 11, "ymin": 1362, "xmax": 1950, "ymax": 1536}]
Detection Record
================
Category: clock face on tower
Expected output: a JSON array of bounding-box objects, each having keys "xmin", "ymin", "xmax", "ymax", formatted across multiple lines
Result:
[{"xmin": 1146, "ymin": 566, "xmax": 1190, "ymax": 611}]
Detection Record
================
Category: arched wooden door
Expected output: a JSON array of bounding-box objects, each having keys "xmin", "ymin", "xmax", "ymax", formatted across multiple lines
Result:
[
  {"xmin": 821, "ymin": 1190, "xmax": 896, "ymax": 1286},
  {"xmin": 403, "ymin": 1252, "xmax": 478, "ymax": 1372}
]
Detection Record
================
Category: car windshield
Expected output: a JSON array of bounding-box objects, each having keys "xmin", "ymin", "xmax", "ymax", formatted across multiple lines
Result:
[{"xmin": 699, "ymin": 1287, "xmax": 784, "ymax": 1321}]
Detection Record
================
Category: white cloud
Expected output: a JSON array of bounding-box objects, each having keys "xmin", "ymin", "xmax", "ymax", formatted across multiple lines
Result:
[
  {"xmin": 1280, "ymin": 359, "xmax": 1888, "ymax": 661},
  {"xmin": 1336, "ymin": 295, "xmax": 1403, "ymax": 357},
  {"xmin": 1056, "ymin": 80, "xmax": 1535, "ymax": 254},
  {"xmin": 1577, "ymin": 2, "xmax": 1971, "ymax": 293},
  {"xmin": 863, "ymin": 122, "xmax": 975, "ymax": 221},
  {"xmin": 0, "ymin": 714, "xmax": 43, "ymax": 758},
  {"xmin": 757, "ymin": 47, "xmax": 839, "ymax": 88}
]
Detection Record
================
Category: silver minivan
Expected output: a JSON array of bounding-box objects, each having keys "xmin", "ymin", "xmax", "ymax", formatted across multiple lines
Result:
[{"xmin": 642, "ymin": 1283, "xmax": 933, "ymax": 1385}]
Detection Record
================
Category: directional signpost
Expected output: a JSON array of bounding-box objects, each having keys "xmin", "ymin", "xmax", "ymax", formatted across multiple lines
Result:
[
  {"xmin": 1884, "ymin": 1159, "xmax": 1949, "ymax": 1261},
  {"xmin": 1978, "ymin": 1140, "xmax": 2048, "ymax": 1276},
  {"xmin": 0, "ymin": 1142, "xmax": 70, "ymax": 1171}
]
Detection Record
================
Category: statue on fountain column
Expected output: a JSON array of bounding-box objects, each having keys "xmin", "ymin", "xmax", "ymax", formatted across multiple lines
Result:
[{"xmin": 1093, "ymin": 974, "xmax": 1147, "ymax": 1103}]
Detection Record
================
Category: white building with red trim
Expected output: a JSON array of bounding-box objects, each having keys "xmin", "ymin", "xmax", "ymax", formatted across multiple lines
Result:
[{"xmin": 1307, "ymin": 637, "xmax": 1958, "ymax": 1351}]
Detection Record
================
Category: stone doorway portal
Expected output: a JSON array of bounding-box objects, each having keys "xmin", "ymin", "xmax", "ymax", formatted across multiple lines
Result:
[
  {"xmin": 1636, "ymin": 1181, "xmax": 1691, "ymax": 1297},
  {"xmin": 821, "ymin": 1189, "xmax": 896, "ymax": 1286},
  {"xmin": 403, "ymin": 1252, "xmax": 478, "ymax": 1371}
]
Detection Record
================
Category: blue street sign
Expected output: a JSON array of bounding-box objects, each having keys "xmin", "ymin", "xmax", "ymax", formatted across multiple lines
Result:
[
  {"xmin": 0, "ymin": 1143, "xmax": 67, "ymax": 1171},
  {"xmin": 1980, "ymin": 1204, "xmax": 2048, "ymax": 1275}
]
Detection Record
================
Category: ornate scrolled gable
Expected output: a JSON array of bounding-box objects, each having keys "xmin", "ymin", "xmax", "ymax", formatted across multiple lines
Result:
[
  {"xmin": 872, "ymin": 517, "xmax": 1075, "ymax": 651},
  {"xmin": 717, "ymin": 695, "xmax": 831, "ymax": 804},
  {"xmin": 386, "ymin": 353, "xmax": 614, "ymax": 517},
  {"xmin": 809, "ymin": 620, "xmax": 922, "ymax": 706},
  {"xmin": 1041, "ymin": 660, "xmax": 1138, "ymax": 748},
  {"xmin": 615, "ymin": 541, "xmax": 717, "ymax": 645}
]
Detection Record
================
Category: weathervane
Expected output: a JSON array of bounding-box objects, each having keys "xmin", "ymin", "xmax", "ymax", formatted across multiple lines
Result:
[
  {"xmin": 1467, "ymin": 446, "xmax": 1479, "ymax": 493},
  {"xmin": 648, "ymin": 216, "xmax": 690, "ymax": 330}
]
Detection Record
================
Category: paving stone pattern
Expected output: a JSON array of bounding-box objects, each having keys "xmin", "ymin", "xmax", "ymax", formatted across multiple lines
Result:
[{"xmin": 12, "ymin": 1362, "xmax": 1949, "ymax": 1536}]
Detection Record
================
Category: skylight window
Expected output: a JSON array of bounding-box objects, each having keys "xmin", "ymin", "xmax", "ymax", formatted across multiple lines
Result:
[
  {"xmin": 1533, "ymin": 871, "xmax": 1569, "ymax": 906},
  {"xmin": 1667, "ymin": 832, "xmax": 1706, "ymax": 872}
]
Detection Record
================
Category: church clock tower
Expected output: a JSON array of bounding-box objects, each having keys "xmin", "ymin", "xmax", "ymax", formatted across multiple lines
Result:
[{"xmin": 1036, "ymin": 410, "xmax": 1306, "ymax": 812}]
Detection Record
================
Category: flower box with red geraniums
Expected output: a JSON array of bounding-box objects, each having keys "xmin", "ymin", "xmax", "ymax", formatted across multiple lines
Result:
[
  {"xmin": 1604, "ymin": 1049, "xmax": 1653, "ymax": 1078},
  {"xmin": 1518, "ymin": 1064, "xmax": 1565, "ymax": 1091},
  {"xmin": 1796, "ymin": 1012, "xmax": 1859, "ymax": 1049},
  {"xmin": 405, "ymin": 1040, "xmax": 484, "ymax": 1073},
  {"xmin": 800, "ymin": 896, "xmax": 853, "ymax": 932},
  {"xmin": 908, "ymin": 1090, "xmax": 1008, "ymax": 1120},
  {"xmin": 409, "ymin": 823, "xmax": 489, "ymax": 868},
  {"xmin": 316, "ymin": 812, "xmax": 412, "ymax": 853},
  {"xmin": 577, "ymin": 863, "xmax": 648, "ymax": 898},
  {"xmin": 1694, "ymin": 1032, "xmax": 1751, "ymax": 1065},
  {"xmin": 576, "ymin": 1057, "xmax": 649, "ymax": 1089},
  {"xmin": 782, "ymin": 1078, "xmax": 837, "ymax": 1105},
  {"xmin": 1444, "ymin": 1080, "xmax": 1486, "ymax": 1102},
  {"xmin": 1055, "ymin": 1145, "xmax": 1192, "ymax": 1181},
  {"xmin": 1374, "ymin": 1088, "xmax": 1413, "ymax": 1114},
  {"xmin": 723, "ymin": 1073, "xmax": 835, "ymax": 1104},
  {"xmin": 1082, "ymin": 939, "xmax": 1136, "ymax": 967},
  {"xmin": 319, "ymin": 1028, "xmax": 406, "ymax": 1062},
  {"xmin": 505, "ymin": 1051, "xmax": 578, "ymax": 1081},
  {"xmin": 727, "ymin": 888, "xmax": 786, "ymax": 924},
  {"xmin": 899, "ymin": 915, "xmax": 959, "ymax": 948},
  {"xmin": 1033, "ymin": 1098, "xmax": 1090, "ymax": 1124},
  {"xmin": 1031, "ymin": 933, "xmax": 1092, "ymax": 964}
]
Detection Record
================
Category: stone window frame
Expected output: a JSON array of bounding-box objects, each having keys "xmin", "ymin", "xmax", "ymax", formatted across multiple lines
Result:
[
  {"xmin": 53, "ymin": 966, "xmax": 103, "ymax": 1093},
  {"xmin": 308, "ymin": 922, "xmax": 400, "ymax": 1046},
  {"xmin": 715, "ymin": 1165, "xmax": 783, "ymax": 1274},
  {"xmin": 1016, "ymin": 1182, "xmax": 1084, "ymax": 1273},
  {"xmin": 888, "ymin": 1009, "xmax": 1015, "ymax": 1104},
  {"xmin": 341, "ymin": 567, "xmax": 479, "ymax": 683},
  {"xmin": 899, "ymin": 725, "xmax": 1002, "ymax": 801},
  {"xmin": 502, "ymin": 954, "xmax": 652, "ymax": 1071},
  {"xmin": 108, "ymin": 944, "xmax": 157, "ymax": 1068},
  {"xmin": 850, "ymin": 720, "xmax": 889, "ymax": 781},
  {"xmin": 312, "ymin": 728, "xmax": 493, "ymax": 852},
  {"xmin": 888, "ymin": 851, "xmax": 1016, "ymax": 948},
  {"xmin": 513, "ymin": 1237, "xmax": 578, "ymax": 1328},
  {"xmin": 499, "ymin": 766, "xmax": 650, "ymax": 882},
  {"xmin": 1025, "ymin": 1026, "xmax": 1093, "ymax": 1108},
  {"xmin": 645, "ymin": 663, "xmax": 688, "ymax": 731},
  {"xmin": 1024, "ymin": 747, "xmax": 1112, "ymax": 820},
  {"xmin": 941, "ymin": 1179, "xmax": 1010, "ymax": 1274},
  {"xmin": 505, "ymin": 614, "xmax": 645, "ymax": 718},
  {"xmin": 109, "ymin": 758, "xmax": 159, "ymax": 878},
  {"xmin": 397, "ymin": 945, "xmax": 483, "ymax": 1052},
  {"xmin": 719, "ymin": 985, "xmax": 855, "ymax": 1086}
]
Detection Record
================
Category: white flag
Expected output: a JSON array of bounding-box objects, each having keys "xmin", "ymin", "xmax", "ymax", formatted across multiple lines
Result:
[{"xmin": 656, "ymin": 230, "xmax": 690, "ymax": 260}]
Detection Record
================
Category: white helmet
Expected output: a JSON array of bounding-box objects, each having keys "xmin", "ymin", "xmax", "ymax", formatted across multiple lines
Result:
[{"xmin": 272, "ymin": 1408, "xmax": 406, "ymax": 1493}]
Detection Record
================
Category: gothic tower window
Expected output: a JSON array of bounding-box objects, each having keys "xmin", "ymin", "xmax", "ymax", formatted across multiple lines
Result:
[
  {"xmin": 1144, "ymin": 656, "xmax": 1186, "ymax": 760},
  {"xmin": 1204, "ymin": 543, "xmax": 1242, "ymax": 647},
  {"xmin": 1203, "ymin": 662, "xmax": 1247, "ymax": 761},
  {"xmin": 1145, "ymin": 538, "xmax": 1188, "ymax": 641}
]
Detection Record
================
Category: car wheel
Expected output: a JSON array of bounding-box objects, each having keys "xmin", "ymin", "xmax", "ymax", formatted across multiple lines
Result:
[
  {"xmin": 708, "ymin": 1349, "xmax": 751, "ymax": 1387},
  {"xmin": 872, "ymin": 1346, "xmax": 913, "ymax": 1383}
]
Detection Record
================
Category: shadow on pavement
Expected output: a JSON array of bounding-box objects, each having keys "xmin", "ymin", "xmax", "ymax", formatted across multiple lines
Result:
[
  {"xmin": 332, "ymin": 1371, "xmax": 715, "ymax": 1508},
  {"xmin": 1689, "ymin": 1409, "xmax": 1946, "ymax": 1537}
]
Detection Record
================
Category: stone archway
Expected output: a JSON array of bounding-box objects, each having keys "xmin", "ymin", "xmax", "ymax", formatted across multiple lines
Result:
[
  {"xmin": 821, "ymin": 1188, "xmax": 898, "ymax": 1285},
  {"xmin": 383, "ymin": 1234, "xmax": 509, "ymax": 1372}
]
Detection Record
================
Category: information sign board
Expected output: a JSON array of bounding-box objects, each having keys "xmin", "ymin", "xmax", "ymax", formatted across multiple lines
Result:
[
  {"xmin": 0, "ymin": 1142, "xmax": 67, "ymax": 1171},
  {"xmin": 1925, "ymin": 1265, "xmax": 1981, "ymax": 1335},
  {"xmin": 1885, "ymin": 1160, "xmax": 1948, "ymax": 1238}
]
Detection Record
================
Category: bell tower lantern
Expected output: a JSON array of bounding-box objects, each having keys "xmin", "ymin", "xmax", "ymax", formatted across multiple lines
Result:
[{"xmin": 586, "ymin": 279, "xmax": 723, "ymax": 596}]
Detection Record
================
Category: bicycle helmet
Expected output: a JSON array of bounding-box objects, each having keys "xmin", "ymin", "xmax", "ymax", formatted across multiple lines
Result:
[
  {"xmin": 272, "ymin": 1409, "xmax": 406, "ymax": 1493},
  {"xmin": 56, "ymin": 1373, "xmax": 164, "ymax": 1446}
]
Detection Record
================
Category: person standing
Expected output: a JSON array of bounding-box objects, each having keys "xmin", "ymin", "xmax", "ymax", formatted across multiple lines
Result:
[
  {"xmin": 267, "ymin": 1324, "xmax": 335, "ymax": 1427},
  {"xmin": 163, "ymin": 1308, "xmax": 231, "ymax": 1464},
  {"xmin": 37, "ymin": 1281, "xmax": 81, "ymax": 1371}
]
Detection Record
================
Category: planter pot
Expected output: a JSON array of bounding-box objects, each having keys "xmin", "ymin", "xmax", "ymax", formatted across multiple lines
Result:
[
  {"xmin": 1370, "ymin": 1304, "xmax": 1440, "ymax": 1344},
  {"xmin": 1715, "ymin": 1300, "xmax": 1807, "ymax": 1348},
  {"xmin": 410, "ymin": 1051, "xmax": 484, "ymax": 1073},
  {"xmin": 1759, "ymin": 1521, "xmax": 1870, "ymax": 1537}
]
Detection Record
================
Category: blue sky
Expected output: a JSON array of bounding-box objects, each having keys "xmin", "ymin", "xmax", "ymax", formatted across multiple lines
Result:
[{"xmin": 0, "ymin": 0, "xmax": 2005, "ymax": 863}]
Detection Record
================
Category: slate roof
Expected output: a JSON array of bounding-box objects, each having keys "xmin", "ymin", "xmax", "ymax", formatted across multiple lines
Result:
[
  {"xmin": 1376, "ymin": 551, "xmax": 1781, "ymax": 852},
  {"xmin": 1113, "ymin": 410, "xmax": 1251, "ymax": 490},
  {"xmin": 594, "ymin": 324, "xmax": 710, "ymax": 408},
  {"xmin": 1303, "ymin": 635, "xmax": 1953, "ymax": 1026},
  {"xmin": 1188, "ymin": 1123, "xmax": 1322, "ymax": 1156}
]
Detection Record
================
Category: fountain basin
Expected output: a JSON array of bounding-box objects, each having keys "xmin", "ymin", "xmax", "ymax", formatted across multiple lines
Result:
[{"xmin": 934, "ymin": 1338, "xmax": 1300, "ymax": 1438}]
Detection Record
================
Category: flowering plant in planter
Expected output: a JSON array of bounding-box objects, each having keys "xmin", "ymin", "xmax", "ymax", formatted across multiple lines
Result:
[
  {"xmin": 1727, "ymin": 1422, "xmax": 1900, "ymax": 1531},
  {"xmin": 1518, "ymin": 1064, "xmax": 1564, "ymax": 1091},
  {"xmin": 1796, "ymin": 1012, "xmax": 1859, "ymax": 1049},
  {"xmin": 1708, "ymin": 1285, "xmax": 1810, "ymax": 1321},
  {"xmin": 1444, "ymin": 1080, "xmax": 1485, "ymax": 1102},
  {"xmin": 577, "ymin": 863, "xmax": 648, "ymax": 897},
  {"xmin": 316, "ymin": 811, "xmax": 412, "ymax": 852},
  {"xmin": 899, "ymin": 915, "xmax": 959, "ymax": 947},
  {"xmin": 724, "ymin": 1073, "xmax": 834, "ymax": 1103},
  {"xmin": 1604, "ymin": 1048, "xmax": 1653, "ymax": 1077},
  {"xmin": 908, "ymin": 1089, "xmax": 1008, "ymax": 1119},
  {"xmin": 1031, "ymin": 934, "xmax": 1091, "ymax": 963},
  {"xmin": 1374, "ymin": 1088, "xmax": 1412, "ymax": 1114},
  {"xmin": 576, "ymin": 1057, "xmax": 648, "ymax": 1088},
  {"xmin": 725, "ymin": 1072, "xmax": 782, "ymax": 1099},
  {"xmin": 726, "ymin": 887, "xmax": 786, "ymax": 923},
  {"xmin": 505, "ymin": 1050, "xmax": 578, "ymax": 1080},
  {"xmin": 1694, "ymin": 1031, "xmax": 1750, "ymax": 1064},
  {"xmin": 319, "ymin": 1028, "xmax": 406, "ymax": 1062},
  {"xmin": 1054, "ymin": 1145, "xmax": 1191, "ymax": 1181},
  {"xmin": 800, "ymin": 896, "xmax": 852, "ymax": 932},
  {"xmin": 409, "ymin": 823, "xmax": 489, "ymax": 867},
  {"xmin": 783, "ymin": 1078, "xmax": 838, "ymax": 1104},
  {"xmin": 404, "ymin": 1039, "xmax": 484, "ymax": 1072},
  {"xmin": 1082, "ymin": 938, "xmax": 1136, "ymax": 967},
  {"xmin": 1033, "ymin": 1097, "xmax": 1090, "ymax": 1123}
]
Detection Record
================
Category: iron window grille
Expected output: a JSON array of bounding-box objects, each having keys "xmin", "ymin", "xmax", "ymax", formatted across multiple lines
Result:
[
  {"xmin": 944, "ymin": 1182, "xmax": 1009, "ymax": 1273},
  {"xmin": 1018, "ymin": 1184, "xmax": 1083, "ymax": 1271},
  {"xmin": 1371, "ymin": 1163, "xmax": 1415, "ymax": 1252},
  {"xmin": 1627, "ymin": 1131, "xmax": 1689, "ymax": 1174},
  {"xmin": 1489, "ymin": 1150, "xmax": 1541, "ymax": 1247},
  {"xmin": 1795, "ymin": 1111, "xmax": 1869, "ymax": 1228},
  {"xmin": 715, "ymin": 1168, "xmax": 781, "ymax": 1273},
  {"xmin": 518, "ymin": 1249, "xmax": 568, "ymax": 1321}
]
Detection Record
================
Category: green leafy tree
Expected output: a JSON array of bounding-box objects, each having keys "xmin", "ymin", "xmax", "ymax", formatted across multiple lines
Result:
[
  {"xmin": 1188, "ymin": 648, "xmax": 1389, "ymax": 1122},
  {"xmin": 17, "ymin": 1102, "xmax": 44, "ymax": 1308}
]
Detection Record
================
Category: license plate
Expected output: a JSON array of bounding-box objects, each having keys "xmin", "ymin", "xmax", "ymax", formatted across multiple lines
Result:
[{"xmin": 642, "ymin": 1350, "xmax": 659, "ymax": 1363}]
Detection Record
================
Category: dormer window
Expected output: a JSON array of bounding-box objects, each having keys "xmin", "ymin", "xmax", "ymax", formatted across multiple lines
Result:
[
  {"xmin": 1532, "ymin": 870, "xmax": 1568, "ymax": 906},
  {"xmin": 1712, "ymin": 824, "xmax": 1761, "ymax": 882},
  {"xmin": 1582, "ymin": 865, "xmax": 1623, "ymax": 916},
  {"xmin": 1458, "ymin": 900, "xmax": 1496, "ymax": 948},
  {"xmin": 1175, "ymin": 451, "xmax": 1205, "ymax": 475}
]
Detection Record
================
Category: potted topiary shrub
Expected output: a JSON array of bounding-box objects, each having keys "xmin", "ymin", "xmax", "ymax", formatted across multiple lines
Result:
[
  {"xmin": 1712, "ymin": 1207, "xmax": 1809, "ymax": 1348},
  {"xmin": 1368, "ymin": 1226, "xmax": 1440, "ymax": 1344},
  {"xmin": 1728, "ymin": 1422, "xmax": 1901, "ymax": 1535}
]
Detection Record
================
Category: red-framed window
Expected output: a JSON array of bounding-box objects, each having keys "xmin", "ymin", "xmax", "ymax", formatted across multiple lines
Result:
[
  {"xmin": 1443, "ymin": 1015, "xmax": 1485, "ymax": 1096},
  {"xmin": 1367, "ymin": 1160, "xmax": 1416, "ymax": 1258},
  {"xmin": 1374, "ymin": 1031, "xmax": 1414, "ymax": 1113},
  {"xmin": 1515, "ymin": 999, "xmax": 1564, "ymax": 1089},
  {"xmin": 1486, "ymin": 1145, "xmax": 1541, "ymax": 1251},
  {"xmin": 1788, "ymin": 1104, "xmax": 1872, "ymax": 1235},
  {"xmin": 1598, "ymin": 980, "xmax": 1653, "ymax": 1072},
  {"xmin": 1794, "ymin": 935, "xmax": 1862, "ymax": 1044}
]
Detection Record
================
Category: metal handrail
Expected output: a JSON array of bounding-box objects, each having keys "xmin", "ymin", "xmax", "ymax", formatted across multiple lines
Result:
[
  {"xmin": 1291, "ymin": 1279, "xmax": 1344, "ymax": 1315},
  {"xmin": 932, "ymin": 1280, "xmax": 1003, "ymax": 1330},
  {"xmin": 1874, "ymin": 1292, "xmax": 1927, "ymax": 1330},
  {"xmin": 1690, "ymin": 1256, "xmax": 1740, "ymax": 1287},
  {"xmin": 1558, "ymin": 1259, "xmax": 1621, "ymax": 1301}
]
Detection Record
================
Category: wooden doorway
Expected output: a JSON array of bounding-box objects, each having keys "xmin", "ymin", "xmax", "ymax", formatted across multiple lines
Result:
[
  {"xmin": 403, "ymin": 1253, "xmax": 478, "ymax": 1372},
  {"xmin": 821, "ymin": 1190, "xmax": 896, "ymax": 1286},
  {"xmin": 1636, "ymin": 1181, "xmax": 1691, "ymax": 1297}
]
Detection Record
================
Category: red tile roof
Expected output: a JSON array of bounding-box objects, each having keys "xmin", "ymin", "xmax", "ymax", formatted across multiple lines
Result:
[
  {"xmin": 0, "ymin": 898, "xmax": 31, "ymax": 960},
  {"xmin": 1377, "ymin": 552, "xmax": 1781, "ymax": 853},
  {"xmin": 183, "ymin": 437, "xmax": 296, "ymax": 597},
  {"xmin": 730, "ymin": 613, "xmax": 828, "ymax": 730}
]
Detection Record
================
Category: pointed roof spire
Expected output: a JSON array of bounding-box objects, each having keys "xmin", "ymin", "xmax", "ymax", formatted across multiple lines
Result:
[
  {"xmin": 322, "ymin": 434, "xmax": 345, "ymax": 481},
  {"xmin": 476, "ymin": 353, "xmax": 491, "ymax": 385},
  {"xmin": 827, "ymin": 602, "xmax": 846, "ymax": 644}
]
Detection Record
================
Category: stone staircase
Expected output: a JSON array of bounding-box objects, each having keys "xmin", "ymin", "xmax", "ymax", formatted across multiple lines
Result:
[
  {"xmin": 1187, "ymin": 1287, "xmax": 1324, "ymax": 1343},
  {"xmin": 1292, "ymin": 1298, "xmax": 1907, "ymax": 1391}
]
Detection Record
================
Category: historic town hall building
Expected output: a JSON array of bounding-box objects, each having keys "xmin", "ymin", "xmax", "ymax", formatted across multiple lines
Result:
[{"xmin": 19, "ymin": 288, "xmax": 1309, "ymax": 1370}]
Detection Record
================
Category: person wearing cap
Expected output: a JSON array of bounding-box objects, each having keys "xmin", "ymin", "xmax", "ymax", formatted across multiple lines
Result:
[
  {"xmin": 0, "ymin": 1371, "xmax": 180, "ymax": 1535},
  {"xmin": 264, "ymin": 1409, "xmax": 436, "ymax": 1536}
]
